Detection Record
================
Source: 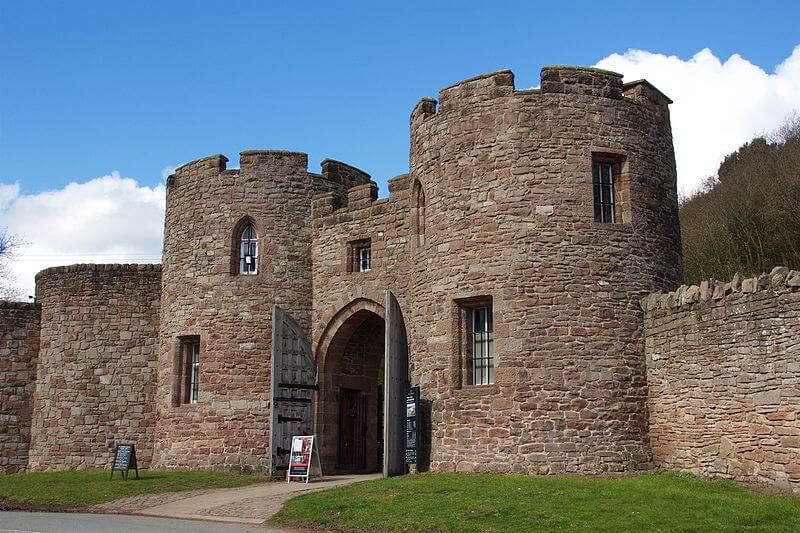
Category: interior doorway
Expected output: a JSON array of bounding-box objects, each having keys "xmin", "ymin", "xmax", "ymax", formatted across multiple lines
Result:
[{"xmin": 318, "ymin": 306, "xmax": 385, "ymax": 474}]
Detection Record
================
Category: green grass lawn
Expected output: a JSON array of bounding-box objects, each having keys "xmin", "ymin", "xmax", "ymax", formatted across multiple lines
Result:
[
  {"xmin": 272, "ymin": 472, "xmax": 800, "ymax": 532},
  {"xmin": 0, "ymin": 469, "xmax": 265, "ymax": 509}
]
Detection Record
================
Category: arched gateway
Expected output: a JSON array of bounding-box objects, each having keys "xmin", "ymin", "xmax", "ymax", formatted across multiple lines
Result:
[{"xmin": 269, "ymin": 292, "xmax": 408, "ymax": 478}]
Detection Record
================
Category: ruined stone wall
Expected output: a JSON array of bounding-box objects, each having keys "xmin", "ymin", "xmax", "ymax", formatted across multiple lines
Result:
[
  {"xmin": 155, "ymin": 152, "xmax": 365, "ymax": 473},
  {"xmin": 27, "ymin": 265, "xmax": 161, "ymax": 470},
  {"xmin": 642, "ymin": 267, "xmax": 800, "ymax": 493},
  {"xmin": 0, "ymin": 302, "xmax": 40, "ymax": 474},
  {"xmin": 406, "ymin": 67, "xmax": 682, "ymax": 474}
]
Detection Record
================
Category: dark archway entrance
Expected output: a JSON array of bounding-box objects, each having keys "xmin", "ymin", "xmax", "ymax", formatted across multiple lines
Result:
[{"xmin": 318, "ymin": 308, "xmax": 385, "ymax": 474}]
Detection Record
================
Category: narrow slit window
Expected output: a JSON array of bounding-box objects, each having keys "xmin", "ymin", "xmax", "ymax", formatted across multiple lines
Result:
[
  {"xmin": 593, "ymin": 161, "xmax": 615, "ymax": 223},
  {"xmin": 239, "ymin": 223, "xmax": 258, "ymax": 274},
  {"xmin": 470, "ymin": 306, "xmax": 494, "ymax": 386}
]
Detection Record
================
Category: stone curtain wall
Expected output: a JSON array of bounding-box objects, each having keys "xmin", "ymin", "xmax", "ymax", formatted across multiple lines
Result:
[
  {"xmin": 642, "ymin": 267, "xmax": 800, "ymax": 493},
  {"xmin": 27, "ymin": 265, "xmax": 161, "ymax": 470},
  {"xmin": 0, "ymin": 302, "xmax": 40, "ymax": 474}
]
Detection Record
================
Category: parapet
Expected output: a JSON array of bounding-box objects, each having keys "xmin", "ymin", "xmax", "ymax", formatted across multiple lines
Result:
[
  {"xmin": 641, "ymin": 266, "xmax": 800, "ymax": 312},
  {"xmin": 35, "ymin": 263, "xmax": 162, "ymax": 282},
  {"xmin": 312, "ymin": 174, "xmax": 411, "ymax": 223},
  {"xmin": 0, "ymin": 300, "xmax": 40, "ymax": 311},
  {"xmin": 321, "ymin": 159, "xmax": 371, "ymax": 190},
  {"xmin": 540, "ymin": 66, "xmax": 623, "ymax": 99},
  {"xmin": 411, "ymin": 65, "xmax": 671, "ymax": 125}
]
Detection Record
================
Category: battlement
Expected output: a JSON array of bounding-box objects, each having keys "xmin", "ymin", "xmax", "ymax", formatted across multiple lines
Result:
[
  {"xmin": 321, "ymin": 159, "xmax": 372, "ymax": 189},
  {"xmin": 169, "ymin": 150, "xmax": 371, "ymax": 197},
  {"xmin": 411, "ymin": 65, "xmax": 671, "ymax": 125},
  {"xmin": 312, "ymin": 174, "xmax": 410, "ymax": 223}
]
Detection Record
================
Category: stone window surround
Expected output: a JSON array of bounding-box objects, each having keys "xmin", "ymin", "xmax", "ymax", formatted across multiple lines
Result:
[
  {"xmin": 588, "ymin": 148, "xmax": 632, "ymax": 227},
  {"xmin": 229, "ymin": 216, "xmax": 265, "ymax": 277},
  {"xmin": 411, "ymin": 179, "xmax": 427, "ymax": 250},
  {"xmin": 170, "ymin": 333, "xmax": 205, "ymax": 408},
  {"xmin": 346, "ymin": 238, "xmax": 373, "ymax": 273},
  {"xmin": 450, "ymin": 294, "xmax": 498, "ymax": 392}
]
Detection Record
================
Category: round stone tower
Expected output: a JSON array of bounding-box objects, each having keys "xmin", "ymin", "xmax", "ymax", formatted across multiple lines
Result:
[
  {"xmin": 407, "ymin": 67, "xmax": 682, "ymax": 474},
  {"xmin": 153, "ymin": 151, "xmax": 314, "ymax": 472},
  {"xmin": 153, "ymin": 151, "xmax": 369, "ymax": 472}
]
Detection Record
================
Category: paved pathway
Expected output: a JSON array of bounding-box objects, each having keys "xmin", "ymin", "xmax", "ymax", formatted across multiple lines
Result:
[
  {"xmin": 92, "ymin": 473, "xmax": 381, "ymax": 526},
  {"xmin": 0, "ymin": 512, "xmax": 269, "ymax": 533}
]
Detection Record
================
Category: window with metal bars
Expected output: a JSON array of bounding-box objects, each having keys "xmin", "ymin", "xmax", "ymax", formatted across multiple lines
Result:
[
  {"xmin": 469, "ymin": 306, "xmax": 494, "ymax": 386},
  {"xmin": 183, "ymin": 340, "xmax": 200, "ymax": 404},
  {"xmin": 239, "ymin": 223, "xmax": 258, "ymax": 274},
  {"xmin": 593, "ymin": 161, "xmax": 615, "ymax": 223},
  {"xmin": 348, "ymin": 239, "xmax": 372, "ymax": 272}
]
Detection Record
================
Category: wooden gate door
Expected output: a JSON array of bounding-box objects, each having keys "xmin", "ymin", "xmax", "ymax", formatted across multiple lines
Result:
[
  {"xmin": 384, "ymin": 291, "xmax": 408, "ymax": 477},
  {"xmin": 337, "ymin": 389, "xmax": 367, "ymax": 471},
  {"xmin": 269, "ymin": 306, "xmax": 315, "ymax": 477}
]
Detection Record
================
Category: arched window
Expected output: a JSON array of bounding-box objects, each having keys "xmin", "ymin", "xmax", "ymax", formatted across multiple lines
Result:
[
  {"xmin": 239, "ymin": 223, "xmax": 258, "ymax": 274},
  {"xmin": 413, "ymin": 180, "xmax": 426, "ymax": 247}
]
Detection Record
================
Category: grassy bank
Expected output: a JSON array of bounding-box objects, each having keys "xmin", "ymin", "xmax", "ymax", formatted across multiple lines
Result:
[
  {"xmin": 0, "ymin": 469, "xmax": 264, "ymax": 509},
  {"xmin": 272, "ymin": 472, "xmax": 800, "ymax": 532}
]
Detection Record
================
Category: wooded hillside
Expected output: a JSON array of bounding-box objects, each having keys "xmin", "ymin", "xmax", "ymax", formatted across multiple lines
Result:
[{"xmin": 680, "ymin": 115, "xmax": 800, "ymax": 285}]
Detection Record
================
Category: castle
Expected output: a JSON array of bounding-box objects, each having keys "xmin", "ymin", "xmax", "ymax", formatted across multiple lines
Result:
[{"xmin": 1, "ymin": 66, "xmax": 798, "ymax": 492}]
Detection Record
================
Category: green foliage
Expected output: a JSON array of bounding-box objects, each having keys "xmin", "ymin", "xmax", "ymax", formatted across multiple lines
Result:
[
  {"xmin": 0, "ymin": 469, "xmax": 264, "ymax": 508},
  {"xmin": 681, "ymin": 114, "xmax": 800, "ymax": 285},
  {"xmin": 273, "ymin": 472, "xmax": 800, "ymax": 532}
]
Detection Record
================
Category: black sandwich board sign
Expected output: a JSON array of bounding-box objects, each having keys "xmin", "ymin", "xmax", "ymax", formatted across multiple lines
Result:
[
  {"xmin": 110, "ymin": 443, "xmax": 139, "ymax": 480},
  {"xmin": 405, "ymin": 386, "xmax": 420, "ymax": 465}
]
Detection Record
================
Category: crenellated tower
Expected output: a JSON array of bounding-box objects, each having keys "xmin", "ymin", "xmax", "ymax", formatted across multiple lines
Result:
[
  {"xmin": 406, "ymin": 66, "xmax": 682, "ymax": 473},
  {"xmin": 154, "ymin": 150, "xmax": 369, "ymax": 472}
]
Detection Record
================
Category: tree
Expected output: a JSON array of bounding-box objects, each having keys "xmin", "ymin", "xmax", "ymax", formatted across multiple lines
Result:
[
  {"xmin": 679, "ymin": 113, "xmax": 800, "ymax": 284},
  {"xmin": 0, "ymin": 229, "xmax": 22, "ymax": 300}
]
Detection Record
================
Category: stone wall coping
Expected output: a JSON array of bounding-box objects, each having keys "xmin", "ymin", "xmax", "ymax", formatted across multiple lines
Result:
[
  {"xmin": 540, "ymin": 65, "xmax": 623, "ymax": 78},
  {"xmin": 641, "ymin": 266, "xmax": 800, "ymax": 312},
  {"xmin": 622, "ymin": 79, "xmax": 673, "ymax": 104},
  {"xmin": 35, "ymin": 263, "xmax": 163, "ymax": 281},
  {"xmin": 0, "ymin": 300, "xmax": 40, "ymax": 310},
  {"xmin": 439, "ymin": 69, "xmax": 515, "ymax": 92}
]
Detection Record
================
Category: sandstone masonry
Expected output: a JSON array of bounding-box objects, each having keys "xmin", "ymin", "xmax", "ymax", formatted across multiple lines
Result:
[
  {"xmin": 0, "ymin": 64, "xmax": 797, "ymax": 494},
  {"xmin": 643, "ymin": 267, "xmax": 800, "ymax": 493},
  {"xmin": 0, "ymin": 302, "xmax": 39, "ymax": 474},
  {"xmin": 27, "ymin": 264, "xmax": 161, "ymax": 470}
]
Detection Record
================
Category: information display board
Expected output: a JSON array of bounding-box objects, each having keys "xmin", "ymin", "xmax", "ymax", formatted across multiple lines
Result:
[
  {"xmin": 110, "ymin": 443, "xmax": 139, "ymax": 480},
  {"xmin": 287, "ymin": 435, "xmax": 321, "ymax": 483},
  {"xmin": 405, "ymin": 386, "xmax": 420, "ymax": 465}
]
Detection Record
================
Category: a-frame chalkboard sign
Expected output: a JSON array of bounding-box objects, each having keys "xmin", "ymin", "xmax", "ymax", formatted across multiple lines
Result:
[{"xmin": 110, "ymin": 443, "xmax": 139, "ymax": 480}]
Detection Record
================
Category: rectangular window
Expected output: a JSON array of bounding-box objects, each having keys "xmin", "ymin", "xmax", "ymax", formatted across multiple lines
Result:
[
  {"xmin": 347, "ymin": 239, "xmax": 372, "ymax": 273},
  {"xmin": 470, "ymin": 306, "xmax": 494, "ymax": 385},
  {"xmin": 358, "ymin": 246, "xmax": 371, "ymax": 272},
  {"xmin": 183, "ymin": 339, "xmax": 200, "ymax": 404},
  {"xmin": 593, "ymin": 161, "xmax": 615, "ymax": 223}
]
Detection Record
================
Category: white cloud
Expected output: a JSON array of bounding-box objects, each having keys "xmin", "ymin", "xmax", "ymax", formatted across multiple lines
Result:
[
  {"xmin": 596, "ymin": 45, "xmax": 800, "ymax": 196},
  {"xmin": 0, "ymin": 182, "xmax": 20, "ymax": 211},
  {"xmin": 0, "ymin": 172, "xmax": 165, "ymax": 298},
  {"xmin": 160, "ymin": 165, "xmax": 176, "ymax": 181}
]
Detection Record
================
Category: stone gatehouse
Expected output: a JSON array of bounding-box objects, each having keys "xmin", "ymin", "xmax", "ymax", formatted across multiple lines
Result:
[{"xmin": 1, "ymin": 65, "xmax": 798, "ymax": 493}]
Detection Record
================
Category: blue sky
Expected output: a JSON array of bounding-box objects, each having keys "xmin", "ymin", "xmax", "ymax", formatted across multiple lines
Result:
[
  {"xmin": 1, "ymin": 1, "xmax": 799, "ymax": 297},
  {"xmin": 2, "ymin": 1, "xmax": 798, "ymax": 193}
]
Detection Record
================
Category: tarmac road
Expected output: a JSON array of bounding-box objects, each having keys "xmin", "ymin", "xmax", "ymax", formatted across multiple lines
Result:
[{"xmin": 0, "ymin": 512, "xmax": 282, "ymax": 533}]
